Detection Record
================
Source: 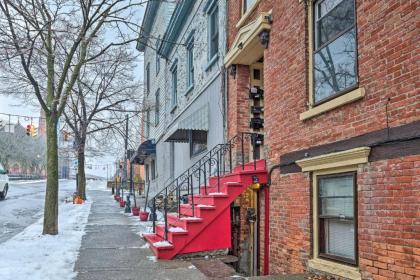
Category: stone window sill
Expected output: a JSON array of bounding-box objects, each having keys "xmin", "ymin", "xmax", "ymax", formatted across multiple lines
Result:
[
  {"xmin": 300, "ymin": 88, "xmax": 365, "ymax": 121},
  {"xmin": 236, "ymin": 0, "xmax": 261, "ymax": 29},
  {"xmin": 308, "ymin": 258, "xmax": 361, "ymax": 280}
]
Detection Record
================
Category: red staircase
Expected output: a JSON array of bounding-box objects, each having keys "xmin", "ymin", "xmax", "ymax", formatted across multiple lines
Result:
[{"xmin": 143, "ymin": 160, "xmax": 267, "ymax": 259}]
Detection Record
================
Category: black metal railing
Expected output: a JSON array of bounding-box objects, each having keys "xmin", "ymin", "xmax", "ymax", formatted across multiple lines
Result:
[{"xmin": 147, "ymin": 132, "xmax": 263, "ymax": 239}]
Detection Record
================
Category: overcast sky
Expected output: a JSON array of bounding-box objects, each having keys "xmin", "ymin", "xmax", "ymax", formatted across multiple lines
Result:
[{"xmin": 0, "ymin": 3, "xmax": 146, "ymax": 178}]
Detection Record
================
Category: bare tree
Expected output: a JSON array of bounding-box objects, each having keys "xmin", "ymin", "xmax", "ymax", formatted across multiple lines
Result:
[
  {"xmin": 63, "ymin": 47, "xmax": 142, "ymax": 200},
  {"xmin": 0, "ymin": 0, "xmax": 144, "ymax": 234}
]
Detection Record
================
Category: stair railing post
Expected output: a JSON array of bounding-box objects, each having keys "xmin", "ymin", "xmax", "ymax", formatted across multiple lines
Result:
[
  {"xmin": 203, "ymin": 160, "xmax": 207, "ymax": 195},
  {"xmin": 164, "ymin": 189, "xmax": 168, "ymax": 241},
  {"xmin": 187, "ymin": 169, "xmax": 190, "ymax": 199},
  {"xmin": 222, "ymin": 146, "xmax": 226, "ymax": 175},
  {"xmin": 217, "ymin": 149, "xmax": 221, "ymax": 193},
  {"xmin": 253, "ymin": 133, "xmax": 257, "ymax": 170},
  {"xmin": 190, "ymin": 174, "xmax": 195, "ymax": 217},
  {"xmin": 241, "ymin": 132, "xmax": 245, "ymax": 170},
  {"xmin": 152, "ymin": 197, "xmax": 156, "ymax": 233},
  {"xmin": 229, "ymin": 142, "xmax": 233, "ymax": 172},
  {"xmin": 177, "ymin": 178, "xmax": 180, "ymax": 218},
  {"xmin": 208, "ymin": 150, "xmax": 212, "ymax": 178},
  {"xmin": 198, "ymin": 159, "xmax": 202, "ymax": 196}
]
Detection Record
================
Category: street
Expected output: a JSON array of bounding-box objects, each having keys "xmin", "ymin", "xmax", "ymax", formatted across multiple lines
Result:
[{"xmin": 0, "ymin": 180, "xmax": 76, "ymax": 244}]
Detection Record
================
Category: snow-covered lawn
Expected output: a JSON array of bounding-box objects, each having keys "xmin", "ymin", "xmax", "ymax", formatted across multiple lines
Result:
[{"xmin": 0, "ymin": 199, "xmax": 92, "ymax": 280}]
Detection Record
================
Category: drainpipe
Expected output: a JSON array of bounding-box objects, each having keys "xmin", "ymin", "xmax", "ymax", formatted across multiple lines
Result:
[{"xmin": 263, "ymin": 163, "xmax": 281, "ymax": 275}]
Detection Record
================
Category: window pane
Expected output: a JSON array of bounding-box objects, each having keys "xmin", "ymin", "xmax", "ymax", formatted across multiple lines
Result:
[
  {"xmin": 210, "ymin": 7, "xmax": 219, "ymax": 58},
  {"xmin": 323, "ymin": 219, "xmax": 355, "ymax": 260},
  {"xmin": 244, "ymin": 0, "xmax": 255, "ymax": 12},
  {"xmin": 318, "ymin": 0, "xmax": 344, "ymax": 18},
  {"xmin": 192, "ymin": 143, "xmax": 207, "ymax": 156},
  {"xmin": 321, "ymin": 197, "xmax": 354, "ymax": 217},
  {"xmin": 319, "ymin": 174, "xmax": 354, "ymax": 217},
  {"xmin": 314, "ymin": 28, "xmax": 357, "ymax": 103},
  {"xmin": 316, "ymin": 0, "xmax": 354, "ymax": 48},
  {"xmin": 172, "ymin": 68, "xmax": 177, "ymax": 106}
]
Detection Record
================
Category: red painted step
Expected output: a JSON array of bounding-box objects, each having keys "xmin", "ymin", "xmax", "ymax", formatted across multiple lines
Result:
[{"xmin": 143, "ymin": 160, "xmax": 267, "ymax": 259}]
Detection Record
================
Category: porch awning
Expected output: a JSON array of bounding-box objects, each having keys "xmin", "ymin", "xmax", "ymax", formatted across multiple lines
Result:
[
  {"xmin": 224, "ymin": 12, "xmax": 272, "ymax": 67},
  {"xmin": 163, "ymin": 105, "xmax": 208, "ymax": 143},
  {"xmin": 131, "ymin": 139, "xmax": 156, "ymax": 165}
]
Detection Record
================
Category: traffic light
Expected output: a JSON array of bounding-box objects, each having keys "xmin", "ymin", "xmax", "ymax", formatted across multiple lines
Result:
[
  {"xmin": 30, "ymin": 125, "xmax": 38, "ymax": 137},
  {"xmin": 26, "ymin": 124, "xmax": 31, "ymax": 136}
]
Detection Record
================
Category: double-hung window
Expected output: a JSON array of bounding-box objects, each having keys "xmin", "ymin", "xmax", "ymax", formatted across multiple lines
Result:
[
  {"xmin": 145, "ymin": 110, "xmax": 150, "ymax": 138},
  {"xmin": 208, "ymin": 5, "xmax": 219, "ymax": 60},
  {"xmin": 317, "ymin": 172, "xmax": 357, "ymax": 265},
  {"xmin": 155, "ymin": 37, "xmax": 160, "ymax": 75},
  {"xmin": 187, "ymin": 37, "xmax": 194, "ymax": 88},
  {"xmin": 313, "ymin": 0, "xmax": 357, "ymax": 104},
  {"xmin": 155, "ymin": 89, "xmax": 160, "ymax": 125},
  {"xmin": 171, "ymin": 64, "xmax": 178, "ymax": 109},
  {"xmin": 151, "ymin": 159, "xmax": 156, "ymax": 180},
  {"xmin": 145, "ymin": 63, "xmax": 150, "ymax": 95}
]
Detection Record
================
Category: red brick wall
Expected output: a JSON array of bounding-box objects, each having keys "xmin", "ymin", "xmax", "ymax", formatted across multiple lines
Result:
[
  {"xmin": 226, "ymin": 0, "xmax": 419, "ymax": 278},
  {"xmin": 358, "ymin": 155, "xmax": 420, "ymax": 280},
  {"xmin": 227, "ymin": 65, "xmax": 250, "ymax": 140},
  {"xmin": 269, "ymin": 171, "xmax": 311, "ymax": 274}
]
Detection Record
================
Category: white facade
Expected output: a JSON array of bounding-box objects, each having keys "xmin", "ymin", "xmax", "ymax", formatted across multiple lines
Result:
[{"xmin": 138, "ymin": 0, "xmax": 226, "ymax": 196}]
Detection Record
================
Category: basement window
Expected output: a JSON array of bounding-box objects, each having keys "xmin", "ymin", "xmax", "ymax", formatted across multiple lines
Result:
[{"xmin": 317, "ymin": 172, "xmax": 357, "ymax": 265}]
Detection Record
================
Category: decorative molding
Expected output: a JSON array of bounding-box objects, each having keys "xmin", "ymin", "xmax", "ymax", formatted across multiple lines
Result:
[
  {"xmin": 300, "ymin": 88, "xmax": 365, "ymax": 121},
  {"xmin": 296, "ymin": 147, "xmax": 371, "ymax": 172},
  {"xmin": 224, "ymin": 11, "xmax": 272, "ymax": 67}
]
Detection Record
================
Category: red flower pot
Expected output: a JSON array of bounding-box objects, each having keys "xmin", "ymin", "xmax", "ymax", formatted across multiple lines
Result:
[
  {"xmin": 115, "ymin": 196, "xmax": 120, "ymax": 202},
  {"xmin": 119, "ymin": 200, "xmax": 125, "ymax": 208},
  {"xmin": 132, "ymin": 207, "xmax": 140, "ymax": 216},
  {"xmin": 139, "ymin": 211, "xmax": 149, "ymax": 221}
]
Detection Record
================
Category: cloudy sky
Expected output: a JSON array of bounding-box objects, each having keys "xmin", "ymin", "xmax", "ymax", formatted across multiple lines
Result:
[{"xmin": 0, "ymin": 3, "xmax": 146, "ymax": 178}]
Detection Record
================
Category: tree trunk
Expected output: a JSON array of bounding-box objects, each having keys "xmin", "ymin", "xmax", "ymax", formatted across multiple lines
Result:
[
  {"xmin": 42, "ymin": 115, "xmax": 59, "ymax": 235},
  {"xmin": 77, "ymin": 139, "xmax": 86, "ymax": 200}
]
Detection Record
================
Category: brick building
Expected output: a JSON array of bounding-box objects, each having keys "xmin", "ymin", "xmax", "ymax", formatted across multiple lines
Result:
[{"xmin": 224, "ymin": 0, "xmax": 419, "ymax": 279}]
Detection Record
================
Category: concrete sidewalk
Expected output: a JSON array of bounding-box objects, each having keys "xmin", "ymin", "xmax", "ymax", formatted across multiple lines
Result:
[{"xmin": 74, "ymin": 189, "xmax": 207, "ymax": 280}]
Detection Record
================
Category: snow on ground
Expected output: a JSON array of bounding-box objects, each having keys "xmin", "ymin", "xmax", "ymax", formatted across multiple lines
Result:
[
  {"xmin": 0, "ymin": 199, "xmax": 92, "ymax": 280},
  {"xmin": 86, "ymin": 179, "xmax": 108, "ymax": 191}
]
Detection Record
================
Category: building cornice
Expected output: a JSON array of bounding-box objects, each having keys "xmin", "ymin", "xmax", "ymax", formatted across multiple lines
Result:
[
  {"xmin": 137, "ymin": 1, "xmax": 161, "ymax": 52},
  {"xmin": 158, "ymin": 0, "xmax": 194, "ymax": 58}
]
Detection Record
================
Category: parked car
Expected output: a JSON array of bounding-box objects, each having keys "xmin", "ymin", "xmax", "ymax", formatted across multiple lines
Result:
[{"xmin": 0, "ymin": 164, "xmax": 9, "ymax": 200}]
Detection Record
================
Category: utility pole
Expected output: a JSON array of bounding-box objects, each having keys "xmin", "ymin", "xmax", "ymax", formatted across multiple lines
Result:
[{"xmin": 122, "ymin": 115, "xmax": 129, "ymax": 198}]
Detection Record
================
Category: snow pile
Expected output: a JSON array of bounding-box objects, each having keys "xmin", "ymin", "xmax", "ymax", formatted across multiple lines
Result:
[
  {"xmin": 168, "ymin": 227, "xmax": 186, "ymax": 233},
  {"xmin": 0, "ymin": 200, "xmax": 92, "ymax": 280},
  {"xmin": 197, "ymin": 204, "xmax": 214, "ymax": 208},
  {"xmin": 152, "ymin": 240, "xmax": 172, "ymax": 247},
  {"xmin": 208, "ymin": 192, "xmax": 226, "ymax": 195},
  {"xmin": 180, "ymin": 216, "xmax": 201, "ymax": 221}
]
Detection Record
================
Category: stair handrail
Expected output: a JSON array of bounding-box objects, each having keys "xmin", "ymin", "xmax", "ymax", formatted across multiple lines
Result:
[{"xmin": 147, "ymin": 132, "xmax": 262, "ymax": 238}]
